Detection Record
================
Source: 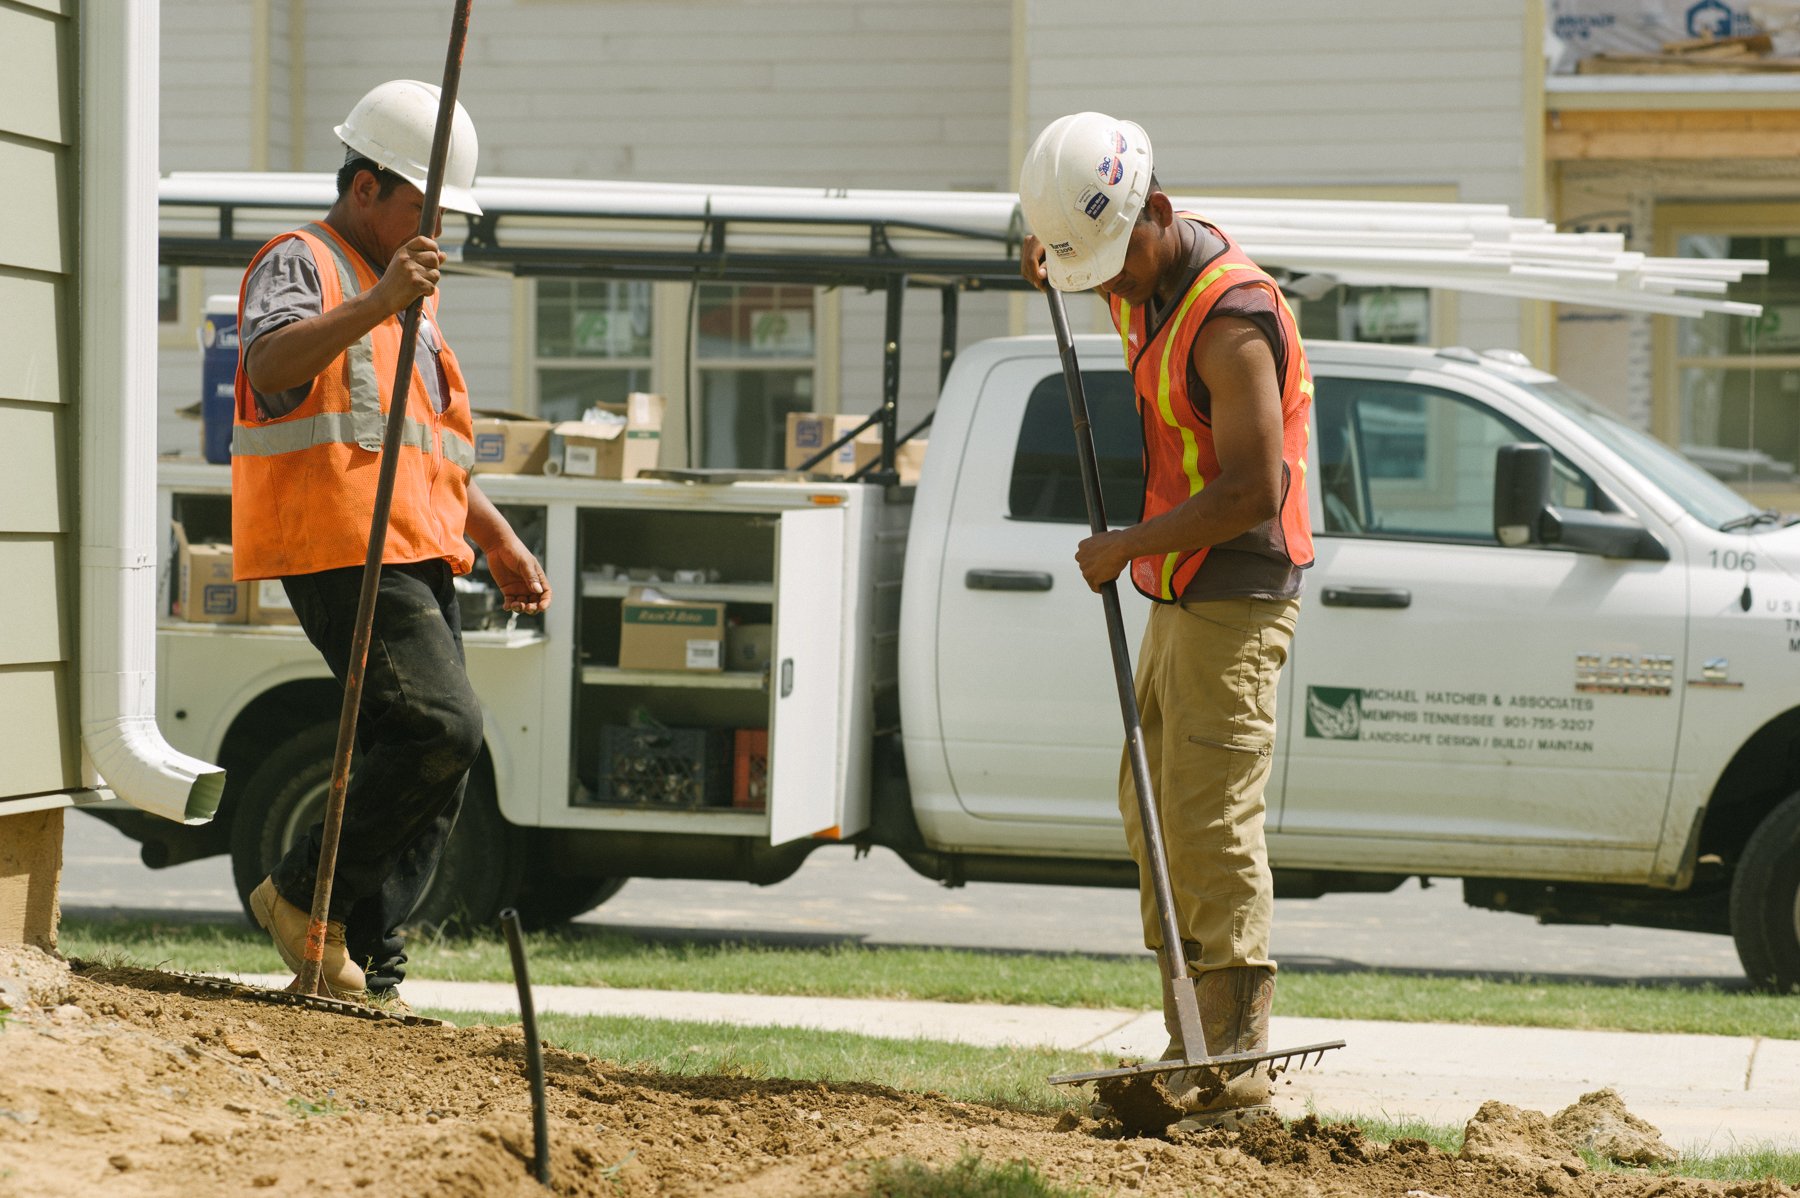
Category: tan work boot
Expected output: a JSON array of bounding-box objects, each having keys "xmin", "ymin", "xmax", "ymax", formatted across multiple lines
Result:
[
  {"xmin": 249, "ymin": 877, "xmax": 366, "ymax": 999},
  {"xmin": 1173, "ymin": 965, "xmax": 1277, "ymax": 1131},
  {"xmin": 1154, "ymin": 944, "xmax": 1212, "ymax": 1106}
]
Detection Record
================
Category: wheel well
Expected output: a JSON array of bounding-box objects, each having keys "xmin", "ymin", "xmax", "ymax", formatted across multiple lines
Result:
[
  {"xmin": 1700, "ymin": 705, "xmax": 1800, "ymax": 867},
  {"xmin": 215, "ymin": 680, "xmax": 503, "ymax": 825},
  {"xmin": 210, "ymin": 680, "xmax": 343, "ymax": 834}
]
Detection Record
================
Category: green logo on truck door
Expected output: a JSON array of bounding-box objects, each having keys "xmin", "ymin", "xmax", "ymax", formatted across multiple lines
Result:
[{"xmin": 1305, "ymin": 686, "xmax": 1362, "ymax": 740}]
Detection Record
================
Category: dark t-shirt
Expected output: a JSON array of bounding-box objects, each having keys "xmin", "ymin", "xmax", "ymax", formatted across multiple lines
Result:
[
  {"xmin": 240, "ymin": 236, "xmax": 451, "ymax": 420},
  {"xmin": 1142, "ymin": 219, "xmax": 1305, "ymax": 603}
]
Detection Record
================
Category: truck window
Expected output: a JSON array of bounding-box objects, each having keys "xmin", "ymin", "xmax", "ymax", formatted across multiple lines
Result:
[
  {"xmin": 1315, "ymin": 377, "xmax": 1596, "ymax": 542},
  {"xmin": 1009, "ymin": 373, "xmax": 1144, "ymax": 524}
]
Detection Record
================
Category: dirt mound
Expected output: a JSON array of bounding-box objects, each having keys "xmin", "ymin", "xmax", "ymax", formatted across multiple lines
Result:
[
  {"xmin": 0, "ymin": 958, "xmax": 1789, "ymax": 1197},
  {"xmin": 1555, "ymin": 1087, "xmax": 1682, "ymax": 1167}
]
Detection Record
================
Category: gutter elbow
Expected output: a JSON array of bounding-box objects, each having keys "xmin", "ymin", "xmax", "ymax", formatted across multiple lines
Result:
[{"xmin": 81, "ymin": 710, "xmax": 224, "ymax": 826}]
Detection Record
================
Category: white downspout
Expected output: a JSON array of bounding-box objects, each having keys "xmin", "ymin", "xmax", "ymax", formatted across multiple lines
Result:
[{"xmin": 78, "ymin": 0, "xmax": 224, "ymax": 824}]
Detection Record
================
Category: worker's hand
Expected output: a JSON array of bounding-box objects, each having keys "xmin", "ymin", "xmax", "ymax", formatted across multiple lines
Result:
[
  {"xmin": 373, "ymin": 235, "xmax": 443, "ymax": 315},
  {"xmin": 486, "ymin": 537, "xmax": 552, "ymax": 615},
  {"xmin": 1020, "ymin": 234, "xmax": 1049, "ymax": 291},
  {"xmin": 1075, "ymin": 529, "xmax": 1133, "ymax": 592}
]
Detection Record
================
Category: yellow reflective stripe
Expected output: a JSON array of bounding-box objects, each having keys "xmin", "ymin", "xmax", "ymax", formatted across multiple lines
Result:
[
  {"xmin": 1116, "ymin": 300, "xmax": 1133, "ymax": 361},
  {"xmin": 1159, "ymin": 551, "xmax": 1180, "ymax": 598}
]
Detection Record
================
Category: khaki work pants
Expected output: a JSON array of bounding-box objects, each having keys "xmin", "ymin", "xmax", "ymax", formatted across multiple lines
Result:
[{"xmin": 1117, "ymin": 595, "xmax": 1299, "ymax": 974}]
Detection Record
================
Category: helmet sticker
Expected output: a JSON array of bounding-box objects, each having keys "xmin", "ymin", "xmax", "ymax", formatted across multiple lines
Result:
[
  {"xmin": 1077, "ymin": 186, "xmax": 1110, "ymax": 220},
  {"xmin": 1111, "ymin": 130, "xmax": 1128, "ymax": 153},
  {"xmin": 1097, "ymin": 155, "xmax": 1124, "ymax": 186},
  {"xmin": 1048, "ymin": 240, "xmax": 1078, "ymax": 260}
]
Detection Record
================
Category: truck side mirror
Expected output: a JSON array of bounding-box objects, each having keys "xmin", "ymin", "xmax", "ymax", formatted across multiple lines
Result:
[
  {"xmin": 1493, "ymin": 442, "xmax": 1670, "ymax": 562},
  {"xmin": 1494, "ymin": 443, "xmax": 1553, "ymax": 547}
]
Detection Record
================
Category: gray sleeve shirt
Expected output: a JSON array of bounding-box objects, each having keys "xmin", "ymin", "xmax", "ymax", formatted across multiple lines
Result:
[{"xmin": 239, "ymin": 236, "xmax": 451, "ymax": 421}]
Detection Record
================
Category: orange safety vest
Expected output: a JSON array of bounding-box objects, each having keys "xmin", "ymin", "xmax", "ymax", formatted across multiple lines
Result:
[
  {"xmin": 230, "ymin": 222, "xmax": 477, "ymax": 581},
  {"xmin": 1108, "ymin": 218, "xmax": 1315, "ymax": 604}
]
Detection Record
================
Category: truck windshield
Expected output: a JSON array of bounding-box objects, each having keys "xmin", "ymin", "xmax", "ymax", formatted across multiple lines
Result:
[{"xmin": 1521, "ymin": 380, "xmax": 1761, "ymax": 531}]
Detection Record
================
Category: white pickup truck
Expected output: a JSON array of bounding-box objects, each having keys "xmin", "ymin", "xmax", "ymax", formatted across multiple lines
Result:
[{"xmin": 107, "ymin": 330, "xmax": 1800, "ymax": 991}]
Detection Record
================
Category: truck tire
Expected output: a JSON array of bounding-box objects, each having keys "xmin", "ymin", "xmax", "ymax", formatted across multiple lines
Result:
[
  {"xmin": 228, "ymin": 722, "xmax": 518, "ymax": 933},
  {"xmin": 508, "ymin": 861, "xmax": 627, "ymax": 930},
  {"xmin": 1730, "ymin": 790, "xmax": 1800, "ymax": 993}
]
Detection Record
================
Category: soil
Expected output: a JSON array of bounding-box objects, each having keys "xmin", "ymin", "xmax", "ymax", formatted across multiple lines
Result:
[{"xmin": 0, "ymin": 948, "xmax": 1791, "ymax": 1198}]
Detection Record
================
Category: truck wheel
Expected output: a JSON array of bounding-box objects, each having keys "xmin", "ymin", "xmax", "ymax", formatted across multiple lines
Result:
[
  {"xmin": 228, "ymin": 722, "xmax": 518, "ymax": 934},
  {"xmin": 1730, "ymin": 790, "xmax": 1800, "ymax": 993},
  {"xmin": 508, "ymin": 863, "xmax": 627, "ymax": 930}
]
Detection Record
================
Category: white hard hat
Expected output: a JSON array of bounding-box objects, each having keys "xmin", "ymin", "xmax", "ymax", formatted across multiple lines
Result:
[
  {"xmin": 1018, "ymin": 112, "xmax": 1153, "ymax": 292},
  {"xmin": 335, "ymin": 79, "xmax": 482, "ymax": 216}
]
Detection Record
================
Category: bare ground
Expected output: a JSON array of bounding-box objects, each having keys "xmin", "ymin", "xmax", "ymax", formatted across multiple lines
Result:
[{"xmin": 0, "ymin": 948, "xmax": 1790, "ymax": 1198}]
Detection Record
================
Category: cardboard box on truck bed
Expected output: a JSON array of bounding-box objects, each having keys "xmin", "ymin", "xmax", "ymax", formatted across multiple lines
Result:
[
  {"xmin": 785, "ymin": 412, "xmax": 926, "ymax": 483},
  {"xmin": 469, "ymin": 410, "xmax": 554, "ymax": 475},
  {"xmin": 550, "ymin": 393, "xmax": 664, "ymax": 480},
  {"xmin": 618, "ymin": 587, "xmax": 724, "ymax": 672},
  {"xmin": 172, "ymin": 522, "xmax": 246, "ymax": 624}
]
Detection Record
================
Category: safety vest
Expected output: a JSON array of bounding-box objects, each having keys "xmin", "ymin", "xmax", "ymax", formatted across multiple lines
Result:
[
  {"xmin": 230, "ymin": 222, "xmax": 477, "ymax": 581},
  {"xmin": 1108, "ymin": 218, "xmax": 1315, "ymax": 603}
]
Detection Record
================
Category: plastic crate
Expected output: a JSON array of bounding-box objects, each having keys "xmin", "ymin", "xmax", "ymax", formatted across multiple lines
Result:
[
  {"xmin": 732, "ymin": 728, "xmax": 768, "ymax": 810},
  {"xmin": 596, "ymin": 724, "xmax": 731, "ymax": 808}
]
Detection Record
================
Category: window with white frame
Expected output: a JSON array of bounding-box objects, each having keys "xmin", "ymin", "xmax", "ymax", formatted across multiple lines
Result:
[
  {"xmin": 533, "ymin": 279, "xmax": 655, "ymax": 423},
  {"xmin": 694, "ymin": 283, "xmax": 817, "ymax": 469}
]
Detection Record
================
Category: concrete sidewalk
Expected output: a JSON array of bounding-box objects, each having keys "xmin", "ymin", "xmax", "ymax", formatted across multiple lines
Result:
[{"xmin": 240, "ymin": 973, "xmax": 1800, "ymax": 1152}]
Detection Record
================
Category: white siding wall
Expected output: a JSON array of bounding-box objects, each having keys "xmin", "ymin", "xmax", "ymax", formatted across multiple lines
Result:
[
  {"xmin": 1023, "ymin": 0, "xmax": 1534, "ymax": 352},
  {"xmin": 158, "ymin": 0, "xmax": 1014, "ymax": 433},
  {"xmin": 0, "ymin": 0, "xmax": 79, "ymax": 799}
]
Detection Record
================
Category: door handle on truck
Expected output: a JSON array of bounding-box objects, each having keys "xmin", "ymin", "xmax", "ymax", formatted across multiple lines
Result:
[
  {"xmin": 965, "ymin": 569, "xmax": 1054, "ymax": 592},
  {"xmin": 1322, "ymin": 586, "xmax": 1412, "ymax": 609}
]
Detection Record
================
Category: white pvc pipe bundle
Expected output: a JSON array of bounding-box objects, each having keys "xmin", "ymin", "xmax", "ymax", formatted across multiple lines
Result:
[{"xmin": 160, "ymin": 172, "xmax": 1766, "ymax": 319}]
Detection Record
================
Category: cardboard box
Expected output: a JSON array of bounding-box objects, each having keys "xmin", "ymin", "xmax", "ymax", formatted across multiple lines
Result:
[
  {"xmin": 785, "ymin": 412, "xmax": 878, "ymax": 476},
  {"xmin": 173, "ymin": 522, "xmax": 246, "ymax": 624},
  {"xmin": 785, "ymin": 413, "xmax": 926, "ymax": 483},
  {"xmin": 249, "ymin": 578, "xmax": 301, "ymax": 626},
  {"xmin": 618, "ymin": 587, "xmax": 724, "ymax": 672},
  {"xmin": 469, "ymin": 409, "xmax": 553, "ymax": 475},
  {"xmin": 550, "ymin": 392, "xmax": 664, "ymax": 480},
  {"xmin": 725, "ymin": 622, "xmax": 773, "ymax": 673}
]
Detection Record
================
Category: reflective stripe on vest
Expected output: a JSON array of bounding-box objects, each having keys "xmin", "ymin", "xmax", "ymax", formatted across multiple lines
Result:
[
  {"xmin": 1124, "ymin": 260, "xmax": 1262, "ymax": 597},
  {"xmin": 1110, "ymin": 222, "xmax": 1316, "ymax": 603}
]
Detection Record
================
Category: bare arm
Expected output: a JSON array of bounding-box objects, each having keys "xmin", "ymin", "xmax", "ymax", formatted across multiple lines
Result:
[
  {"xmin": 465, "ymin": 484, "xmax": 552, "ymax": 615},
  {"xmin": 243, "ymin": 235, "xmax": 444, "ymax": 396},
  {"xmin": 1074, "ymin": 316, "xmax": 1284, "ymax": 591}
]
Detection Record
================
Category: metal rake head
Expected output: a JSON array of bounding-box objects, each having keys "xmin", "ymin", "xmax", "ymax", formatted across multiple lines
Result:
[{"xmin": 1047, "ymin": 1037, "xmax": 1345, "ymax": 1088}]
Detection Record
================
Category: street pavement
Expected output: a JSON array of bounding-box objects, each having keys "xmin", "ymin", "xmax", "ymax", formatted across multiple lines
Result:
[{"xmin": 229, "ymin": 971, "xmax": 1800, "ymax": 1153}]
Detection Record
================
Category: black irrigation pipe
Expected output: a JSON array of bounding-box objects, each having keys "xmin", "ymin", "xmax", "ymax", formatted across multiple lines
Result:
[{"xmin": 501, "ymin": 908, "xmax": 552, "ymax": 1189}]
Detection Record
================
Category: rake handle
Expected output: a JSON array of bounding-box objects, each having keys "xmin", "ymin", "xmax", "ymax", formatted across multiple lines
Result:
[{"xmin": 295, "ymin": 0, "xmax": 475, "ymax": 997}]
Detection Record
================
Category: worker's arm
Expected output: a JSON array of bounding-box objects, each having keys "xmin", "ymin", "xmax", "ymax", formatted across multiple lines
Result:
[
  {"xmin": 243, "ymin": 236, "xmax": 444, "ymax": 396},
  {"xmin": 465, "ymin": 484, "xmax": 553, "ymax": 615},
  {"xmin": 1074, "ymin": 316, "xmax": 1284, "ymax": 592}
]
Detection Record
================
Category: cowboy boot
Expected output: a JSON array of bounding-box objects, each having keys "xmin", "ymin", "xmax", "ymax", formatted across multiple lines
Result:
[{"xmin": 1174, "ymin": 965, "xmax": 1277, "ymax": 1129}]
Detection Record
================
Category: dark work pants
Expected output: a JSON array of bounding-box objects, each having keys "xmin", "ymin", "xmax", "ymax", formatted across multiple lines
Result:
[{"xmin": 271, "ymin": 560, "xmax": 483, "ymax": 992}]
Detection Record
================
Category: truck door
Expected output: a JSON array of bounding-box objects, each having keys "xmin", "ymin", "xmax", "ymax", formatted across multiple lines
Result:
[
  {"xmin": 1279, "ymin": 365, "xmax": 1686, "ymax": 877},
  {"xmin": 934, "ymin": 357, "xmax": 1156, "ymax": 836}
]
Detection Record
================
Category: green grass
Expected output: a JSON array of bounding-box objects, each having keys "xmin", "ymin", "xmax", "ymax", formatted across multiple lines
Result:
[
  {"xmin": 428, "ymin": 1007, "xmax": 1098, "ymax": 1111},
  {"xmin": 60, "ymin": 914, "xmax": 1800, "ymax": 1040},
  {"xmin": 858, "ymin": 1154, "xmax": 1091, "ymax": 1198}
]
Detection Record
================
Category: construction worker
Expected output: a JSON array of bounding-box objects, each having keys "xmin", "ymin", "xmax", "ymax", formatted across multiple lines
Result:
[
  {"xmin": 1018, "ymin": 112, "xmax": 1314, "ymax": 1127},
  {"xmin": 231, "ymin": 80, "xmax": 551, "ymax": 1004}
]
